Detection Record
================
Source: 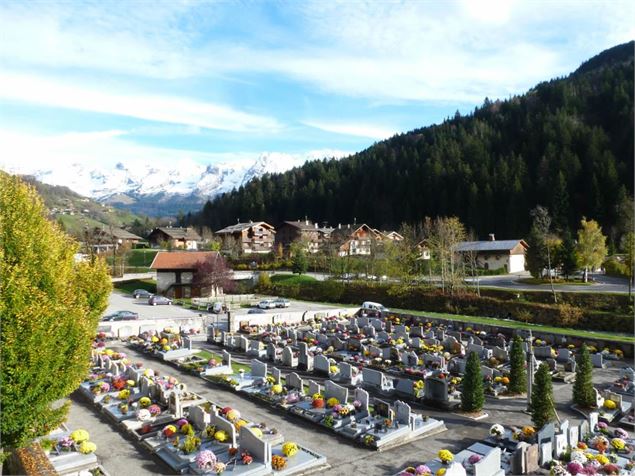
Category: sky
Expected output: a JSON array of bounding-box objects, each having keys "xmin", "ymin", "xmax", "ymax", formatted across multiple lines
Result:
[{"xmin": 0, "ymin": 0, "xmax": 633, "ymax": 172}]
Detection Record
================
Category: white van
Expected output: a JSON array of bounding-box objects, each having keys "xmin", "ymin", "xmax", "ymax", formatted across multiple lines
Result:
[
  {"xmin": 258, "ymin": 299, "xmax": 276, "ymax": 309},
  {"xmin": 361, "ymin": 301, "xmax": 389, "ymax": 313},
  {"xmin": 207, "ymin": 302, "xmax": 224, "ymax": 314}
]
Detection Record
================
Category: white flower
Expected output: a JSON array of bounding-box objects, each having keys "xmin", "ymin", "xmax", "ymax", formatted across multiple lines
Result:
[{"xmin": 137, "ymin": 409, "xmax": 151, "ymax": 421}]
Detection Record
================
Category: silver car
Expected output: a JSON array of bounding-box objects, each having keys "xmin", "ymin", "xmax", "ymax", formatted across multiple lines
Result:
[
  {"xmin": 274, "ymin": 298, "xmax": 290, "ymax": 308},
  {"xmin": 148, "ymin": 295, "xmax": 172, "ymax": 306}
]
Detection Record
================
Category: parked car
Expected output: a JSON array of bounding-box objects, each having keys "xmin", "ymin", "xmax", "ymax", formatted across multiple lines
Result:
[
  {"xmin": 132, "ymin": 289, "xmax": 153, "ymax": 299},
  {"xmin": 274, "ymin": 298, "xmax": 290, "ymax": 308},
  {"xmin": 207, "ymin": 302, "xmax": 224, "ymax": 314},
  {"xmin": 148, "ymin": 295, "xmax": 172, "ymax": 306},
  {"xmin": 101, "ymin": 310, "xmax": 139, "ymax": 321},
  {"xmin": 257, "ymin": 299, "xmax": 276, "ymax": 309},
  {"xmin": 248, "ymin": 308, "xmax": 266, "ymax": 314},
  {"xmin": 360, "ymin": 301, "xmax": 389, "ymax": 313}
]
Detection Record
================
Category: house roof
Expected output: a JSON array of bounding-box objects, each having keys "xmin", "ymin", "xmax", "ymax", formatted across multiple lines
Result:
[
  {"xmin": 283, "ymin": 220, "xmax": 318, "ymax": 231},
  {"xmin": 95, "ymin": 227, "xmax": 143, "ymax": 241},
  {"xmin": 216, "ymin": 222, "xmax": 275, "ymax": 234},
  {"xmin": 153, "ymin": 227, "xmax": 201, "ymax": 241},
  {"xmin": 150, "ymin": 251, "xmax": 220, "ymax": 270},
  {"xmin": 331, "ymin": 224, "xmax": 382, "ymax": 240},
  {"xmin": 455, "ymin": 240, "xmax": 528, "ymax": 252}
]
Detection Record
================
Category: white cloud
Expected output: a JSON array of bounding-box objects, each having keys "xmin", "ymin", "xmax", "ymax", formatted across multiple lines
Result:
[
  {"xmin": 303, "ymin": 121, "xmax": 397, "ymax": 140},
  {"xmin": 0, "ymin": 72, "xmax": 280, "ymax": 133}
]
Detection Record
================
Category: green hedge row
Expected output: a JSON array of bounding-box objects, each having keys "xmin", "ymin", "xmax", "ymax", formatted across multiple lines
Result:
[{"xmin": 261, "ymin": 281, "xmax": 633, "ymax": 334}]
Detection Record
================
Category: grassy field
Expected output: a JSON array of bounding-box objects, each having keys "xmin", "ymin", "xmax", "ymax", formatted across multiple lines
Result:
[
  {"xmin": 270, "ymin": 274, "xmax": 318, "ymax": 285},
  {"xmin": 113, "ymin": 279, "xmax": 156, "ymax": 294},
  {"xmin": 127, "ymin": 249, "xmax": 158, "ymax": 267}
]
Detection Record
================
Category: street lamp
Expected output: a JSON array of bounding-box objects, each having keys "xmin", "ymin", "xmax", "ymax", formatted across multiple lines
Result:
[{"xmin": 526, "ymin": 329, "xmax": 534, "ymax": 413}]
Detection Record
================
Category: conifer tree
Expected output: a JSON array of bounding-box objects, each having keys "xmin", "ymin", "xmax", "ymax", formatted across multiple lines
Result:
[
  {"xmin": 508, "ymin": 335, "xmax": 527, "ymax": 394},
  {"xmin": 461, "ymin": 351, "xmax": 485, "ymax": 412},
  {"xmin": 0, "ymin": 173, "xmax": 112, "ymax": 448},
  {"xmin": 572, "ymin": 344, "xmax": 595, "ymax": 408},
  {"xmin": 531, "ymin": 363, "xmax": 556, "ymax": 428}
]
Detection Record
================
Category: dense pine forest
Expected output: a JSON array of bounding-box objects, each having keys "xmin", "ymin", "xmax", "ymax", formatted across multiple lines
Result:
[{"xmin": 189, "ymin": 42, "xmax": 634, "ymax": 245}]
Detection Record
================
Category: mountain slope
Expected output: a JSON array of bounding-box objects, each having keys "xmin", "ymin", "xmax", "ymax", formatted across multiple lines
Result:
[{"xmin": 190, "ymin": 41, "xmax": 634, "ymax": 243}]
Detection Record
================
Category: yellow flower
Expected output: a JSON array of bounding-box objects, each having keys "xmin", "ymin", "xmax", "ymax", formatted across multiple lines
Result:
[
  {"xmin": 271, "ymin": 384, "xmax": 283, "ymax": 395},
  {"xmin": 595, "ymin": 455, "xmax": 609, "ymax": 465},
  {"xmin": 234, "ymin": 420, "xmax": 248, "ymax": 431},
  {"xmin": 214, "ymin": 430, "xmax": 228, "ymax": 442},
  {"xmin": 126, "ymin": 380, "xmax": 135, "ymax": 387},
  {"xmin": 139, "ymin": 397, "xmax": 151, "ymax": 408},
  {"xmin": 522, "ymin": 426, "xmax": 535, "ymax": 437},
  {"xmin": 79, "ymin": 441, "xmax": 97, "ymax": 454},
  {"xmin": 251, "ymin": 427, "xmax": 263, "ymax": 438},
  {"xmin": 436, "ymin": 469, "xmax": 446, "ymax": 476},
  {"xmin": 282, "ymin": 442, "xmax": 299, "ymax": 457},
  {"xmin": 151, "ymin": 336, "xmax": 159, "ymax": 343},
  {"xmin": 105, "ymin": 349, "xmax": 114, "ymax": 356},
  {"xmin": 438, "ymin": 449, "xmax": 454, "ymax": 463},
  {"xmin": 70, "ymin": 429, "xmax": 90, "ymax": 443},
  {"xmin": 226, "ymin": 409, "xmax": 240, "ymax": 421},
  {"xmin": 326, "ymin": 397, "xmax": 339, "ymax": 408},
  {"xmin": 117, "ymin": 389, "xmax": 130, "ymax": 400},
  {"xmin": 604, "ymin": 400, "xmax": 617, "ymax": 410},
  {"xmin": 161, "ymin": 338, "xmax": 168, "ymax": 345}
]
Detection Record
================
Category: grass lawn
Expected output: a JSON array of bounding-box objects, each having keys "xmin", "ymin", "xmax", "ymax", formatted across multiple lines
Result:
[
  {"xmin": 128, "ymin": 249, "xmax": 159, "ymax": 267},
  {"xmin": 114, "ymin": 278, "xmax": 156, "ymax": 294},
  {"xmin": 270, "ymin": 274, "xmax": 317, "ymax": 285}
]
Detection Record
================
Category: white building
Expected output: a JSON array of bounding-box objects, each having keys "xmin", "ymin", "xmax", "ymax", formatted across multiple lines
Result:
[{"xmin": 455, "ymin": 236, "xmax": 528, "ymax": 274}]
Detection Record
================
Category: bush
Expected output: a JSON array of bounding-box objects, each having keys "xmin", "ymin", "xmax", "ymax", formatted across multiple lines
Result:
[{"xmin": 604, "ymin": 258, "xmax": 629, "ymax": 278}]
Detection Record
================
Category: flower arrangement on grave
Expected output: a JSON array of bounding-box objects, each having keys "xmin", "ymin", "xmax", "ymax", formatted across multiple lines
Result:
[
  {"xmin": 611, "ymin": 438, "xmax": 626, "ymax": 451},
  {"xmin": 112, "ymin": 378, "xmax": 126, "ymax": 390},
  {"xmin": 234, "ymin": 419, "xmax": 247, "ymax": 432},
  {"xmin": 363, "ymin": 434, "xmax": 376, "ymax": 447},
  {"xmin": 117, "ymin": 389, "xmax": 130, "ymax": 400},
  {"xmin": 569, "ymin": 450, "xmax": 587, "ymax": 464},
  {"xmin": 597, "ymin": 421, "xmax": 609, "ymax": 433},
  {"xmin": 252, "ymin": 427, "xmax": 265, "ymax": 438},
  {"xmin": 180, "ymin": 435, "xmax": 201, "ymax": 454},
  {"xmin": 384, "ymin": 418, "xmax": 393, "ymax": 428},
  {"xmin": 138, "ymin": 396, "xmax": 151, "ymax": 408},
  {"xmin": 212, "ymin": 461, "xmax": 226, "ymax": 474},
  {"xmin": 337, "ymin": 405, "xmax": 352, "ymax": 416},
  {"xmin": 577, "ymin": 441, "xmax": 588, "ymax": 450},
  {"xmin": 271, "ymin": 455, "xmax": 287, "ymax": 471},
  {"xmin": 326, "ymin": 397, "xmax": 339, "ymax": 408},
  {"xmin": 79, "ymin": 441, "xmax": 97, "ymax": 454},
  {"xmin": 467, "ymin": 454, "xmax": 481, "ymax": 465},
  {"xmin": 603, "ymin": 463, "xmax": 620, "ymax": 474},
  {"xmin": 489, "ymin": 424, "xmax": 504, "ymax": 438},
  {"xmin": 286, "ymin": 393, "xmax": 300, "ymax": 404},
  {"xmin": 58, "ymin": 436, "xmax": 74, "ymax": 451},
  {"xmin": 241, "ymin": 450, "xmax": 253, "ymax": 465},
  {"xmin": 614, "ymin": 427, "xmax": 629, "ymax": 439},
  {"xmin": 118, "ymin": 403, "xmax": 129, "ymax": 414},
  {"xmin": 163, "ymin": 425, "xmax": 177, "ymax": 437},
  {"xmin": 501, "ymin": 376, "xmax": 510, "ymax": 385},
  {"xmin": 126, "ymin": 379, "xmax": 135, "ymax": 387},
  {"xmin": 196, "ymin": 450, "xmax": 217, "ymax": 470},
  {"xmin": 329, "ymin": 365, "xmax": 339, "ymax": 374},
  {"xmin": 435, "ymin": 469, "xmax": 446, "ymax": 476},
  {"xmin": 181, "ymin": 423, "xmax": 194, "ymax": 435},
  {"xmin": 323, "ymin": 415, "xmax": 335, "ymax": 428},
  {"xmin": 414, "ymin": 465, "xmax": 432, "ymax": 475},
  {"xmin": 522, "ymin": 426, "xmax": 535, "ymax": 438},
  {"xmin": 603, "ymin": 400, "xmax": 617, "ymax": 410},
  {"xmin": 214, "ymin": 430, "xmax": 228, "ymax": 442},
  {"xmin": 438, "ymin": 449, "xmax": 454, "ymax": 464},
  {"xmin": 595, "ymin": 454, "xmax": 609, "ymax": 465},
  {"xmin": 592, "ymin": 435, "xmax": 609, "ymax": 453},
  {"xmin": 566, "ymin": 461, "xmax": 584, "ymax": 475},
  {"xmin": 413, "ymin": 380, "xmax": 425, "ymax": 392},
  {"xmin": 282, "ymin": 442, "xmax": 299, "ymax": 457},
  {"xmin": 312, "ymin": 397, "xmax": 325, "ymax": 409},
  {"xmin": 143, "ymin": 368, "xmax": 155, "ymax": 378},
  {"xmin": 271, "ymin": 384, "xmax": 283, "ymax": 395},
  {"xmin": 137, "ymin": 409, "xmax": 151, "ymax": 421}
]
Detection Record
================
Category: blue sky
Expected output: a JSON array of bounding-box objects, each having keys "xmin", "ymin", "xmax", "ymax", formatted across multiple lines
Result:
[{"xmin": 0, "ymin": 0, "xmax": 633, "ymax": 171}]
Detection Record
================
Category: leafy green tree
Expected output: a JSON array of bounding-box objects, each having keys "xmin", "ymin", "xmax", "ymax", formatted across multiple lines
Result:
[
  {"xmin": 461, "ymin": 351, "xmax": 485, "ymax": 412},
  {"xmin": 576, "ymin": 218, "xmax": 608, "ymax": 282},
  {"xmin": 558, "ymin": 231, "xmax": 578, "ymax": 279},
  {"xmin": 290, "ymin": 241, "xmax": 309, "ymax": 275},
  {"xmin": 508, "ymin": 335, "xmax": 527, "ymax": 394},
  {"xmin": 531, "ymin": 363, "xmax": 556, "ymax": 428},
  {"xmin": 621, "ymin": 231, "xmax": 635, "ymax": 297},
  {"xmin": 0, "ymin": 173, "xmax": 112, "ymax": 449},
  {"xmin": 572, "ymin": 344, "xmax": 595, "ymax": 408}
]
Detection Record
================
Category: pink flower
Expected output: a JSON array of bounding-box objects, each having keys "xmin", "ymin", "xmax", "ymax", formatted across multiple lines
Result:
[
  {"xmin": 567, "ymin": 461, "xmax": 584, "ymax": 475},
  {"xmin": 415, "ymin": 464, "xmax": 431, "ymax": 475},
  {"xmin": 468, "ymin": 454, "xmax": 482, "ymax": 465}
]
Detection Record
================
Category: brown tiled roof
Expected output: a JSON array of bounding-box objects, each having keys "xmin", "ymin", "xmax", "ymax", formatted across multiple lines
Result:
[
  {"xmin": 216, "ymin": 222, "xmax": 275, "ymax": 234},
  {"xmin": 154, "ymin": 227, "xmax": 201, "ymax": 241},
  {"xmin": 150, "ymin": 251, "xmax": 220, "ymax": 270}
]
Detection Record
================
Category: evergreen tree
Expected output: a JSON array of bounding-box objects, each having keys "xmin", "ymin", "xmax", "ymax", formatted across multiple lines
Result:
[
  {"xmin": 531, "ymin": 363, "xmax": 556, "ymax": 428},
  {"xmin": 461, "ymin": 351, "xmax": 485, "ymax": 412},
  {"xmin": 0, "ymin": 173, "xmax": 112, "ymax": 448},
  {"xmin": 572, "ymin": 344, "xmax": 595, "ymax": 408},
  {"xmin": 558, "ymin": 231, "xmax": 578, "ymax": 279},
  {"xmin": 525, "ymin": 226, "xmax": 547, "ymax": 278},
  {"xmin": 291, "ymin": 247, "xmax": 308, "ymax": 275},
  {"xmin": 508, "ymin": 335, "xmax": 527, "ymax": 394}
]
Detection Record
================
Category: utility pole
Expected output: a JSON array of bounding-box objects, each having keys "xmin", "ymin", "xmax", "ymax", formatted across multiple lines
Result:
[{"xmin": 526, "ymin": 329, "xmax": 534, "ymax": 413}]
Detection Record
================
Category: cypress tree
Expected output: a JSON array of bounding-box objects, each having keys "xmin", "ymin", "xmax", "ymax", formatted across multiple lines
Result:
[
  {"xmin": 508, "ymin": 335, "xmax": 527, "ymax": 394},
  {"xmin": 461, "ymin": 351, "xmax": 485, "ymax": 412},
  {"xmin": 0, "ymin": 173, "xmax": 112, "ymax": 448},
  {"xmin": 572, "ymin": 344, "xmax": 595, "ymax": 408},
  {"xmin": 531, "ymin": 363, "xmax": 556, "ymax": 428}
]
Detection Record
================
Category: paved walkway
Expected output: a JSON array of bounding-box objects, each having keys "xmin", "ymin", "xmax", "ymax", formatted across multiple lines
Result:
[{"xmin": 67, "ymin": 342, "xmax": 625, "ymax": 475}]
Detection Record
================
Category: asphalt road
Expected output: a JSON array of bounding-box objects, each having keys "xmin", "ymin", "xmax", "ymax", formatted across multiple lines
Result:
[{"xmin": 67, "ymin": 341, "xmax": 628, "ymax": 476}]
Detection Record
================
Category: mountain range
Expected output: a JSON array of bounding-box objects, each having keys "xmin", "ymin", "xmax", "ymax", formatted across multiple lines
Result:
[{"xmin": 4, "ymin": 150, "xmax": 349, "ymax": 217}]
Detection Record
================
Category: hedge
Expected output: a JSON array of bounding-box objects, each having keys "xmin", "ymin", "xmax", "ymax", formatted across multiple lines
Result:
[{"xmin": 260, "ymin": 281, "xmax": 633, "ymax": 334}]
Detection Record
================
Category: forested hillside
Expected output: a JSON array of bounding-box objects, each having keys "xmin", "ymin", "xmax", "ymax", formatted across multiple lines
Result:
[{"xmin": 190, "ymin": 42, "xmax": 634, "ymax": 245}]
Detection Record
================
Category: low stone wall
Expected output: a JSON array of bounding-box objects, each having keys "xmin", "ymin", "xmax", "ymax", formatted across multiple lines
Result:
[
  {"xmin": 229, "ymin": 307, "xmax": 359, "ymax": 332},
  {"xmin": 97, "ymin": 316, "xmax": 208, "ymax": 339}
]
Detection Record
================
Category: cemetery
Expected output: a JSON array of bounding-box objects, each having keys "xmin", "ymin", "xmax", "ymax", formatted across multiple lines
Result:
[{"xmin": 75, "ymin": 346, "xmax": 328, "ymax": 475}]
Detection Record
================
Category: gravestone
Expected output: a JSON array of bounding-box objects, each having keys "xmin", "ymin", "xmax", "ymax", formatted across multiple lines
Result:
[
  {"xmin": 593, "ymin": 389, "xmax": 604, "ymax": 409},
  {"xmin": 298, "ymin": 342, "xmax": 313, "ymax": 371},
  {"xmin": 354, "ymin": 388, "xmax": 370, "ymax": 415},
  {"xmin": 281, "ymin": 346, "xmax": 297, "ymax": 367},
  {"xmin": 474, "ymin": 447, "xmax": 501, "ymax": 476},
  {"xmin": 559, "ymin": 420, "xmax": 569, "ymax": 438},
  {"xmin": 374, "ymin": 399, "xmax": 391, "ymax": 418},
  {"xmin": 564, "ymin": 359, "xmax": 576, "ymax": 373},
  {"xmin": 308, "ymin": 380, "xmax": 321, "ymax": 397},
  {"xmin": 526, "ymin": 444, "xmax": 539, "ymax": 473},
  {"xmin": 591, "ymin": 353, "xmax": 604, "ymax": 368},
  {"xmin": 411, "ymin": 326, "xmax": 425, "ymax": 337},
  {"xmin": 568, "ymin": 426, "xmax": 579, "ymax": 447},
  {"xmin": 237, "ymin": 335, "xmax": 249, "ymax": 352},
  {"xmin": 554, "ymin": 434, "xmax": 567, "ymax": 457},
  {"xmin": 324, "ymin": 380, "xmax": 348, "ymax": 404},
  {"xmin": 394, "ymin": 400, "xmax": 412, "ymax": 427},
  {"xmin": 169, "ymin": 392, "xmax": 184, "ymax": 418},
  {"xmin": 272, "ymin": 367, "xmax": 281, "ymax": 385},
  {"xmin": 222, "ymin": 350, "xmax": 232, "ymax": 367},
  {"xmin": 267, "ymin": 343, "xmax": 279, "ymax": 362},
  {"xmin": 424, "ymin": 376, "xmax": 449, "ymax": 404},
  {"xmin": 395, "ymin": 379, "xmax": 417, "ymax": 398},
  {"xmin": 240, "ymin": 426, "xmax": 268, "ymax": 463},
  {"xmin": 546, "ymin": 358, "xmax": 557, "ymax": 371},
  {"xmin": 556, "ymin": 348, "xmax": 571, "ymax": 363},
  {"xmin": 470, "ymin": 335, "xmax": 483, "ymax": 346},
  {"xmin": 511, "ymin": 442, "xmax": 530, "ymax": 475},
  {"xmin": 251, "ymin": 360, "xmax": 267, "ymax": 378},
  {"xmin": 492, "ymin": 346, "xmax": 509, "ymax": 362},
  {"xmin": 314, "ymin": 355, "xmax": 330, "ymax": 375},
  {"xmin": 338, "ymin": 362, "xmax": 358, "ymax": 384},
  {"xmin": 537, "ymin": 423, "xmax": 555, "ymax": 445},
  {"xmin": 189, "ymin": 405, "xmax": 210, "ymax": 431},
  {"xmin": 589, "ymin": 412, "xmax": 599, "ymax": 432},
  {"xmin": 534, "ymin": 346, "xmax": 553, "ymax": 359},
  {"xmin": 539, "ymin": 442, "xmax": 552, "ymax": 465},
  {"xmin": 579, "ymin": 420, "xmax": 589, "ymax": 439},
  {"xmin": 286, "ymin": 372, "xmax": 304, "ymax": 394},
  {"xmin": 247, "ymin": 340, "xmax": 262, "ymax": 356}
]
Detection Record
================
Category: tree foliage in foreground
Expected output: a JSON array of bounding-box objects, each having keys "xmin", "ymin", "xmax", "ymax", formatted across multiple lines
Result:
[
  {"xmin": 531, "ymin": 363, "xmax": 556, "ymax": 429},
  {"xmin": 572, "ymin": 344, "xmax": 596, "ymax": 409},
  {"xmin": 0, "ymin": 173, "xmax": 112, "ymax": 448},
  {"xmin": 461, "ymin": 351, "xmax": 485, "ymax": 412},
  {"xmin": 508, "ymin": 335, "xmax": 527, "ymax": 394}
]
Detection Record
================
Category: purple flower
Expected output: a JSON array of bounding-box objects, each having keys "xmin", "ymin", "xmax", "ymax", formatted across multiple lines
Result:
[
  {"xmin": 58, "ymin": 436, "xmax": 74, "ymax": 448},
  {"xmin": 614, "ymin": 428, "xmax": 629, "ymax": 439},
  {"xmin": 415, "ymin": 465, "xmax": 431, "ymax": 475},
  {"xmin": 353, "ymin": 400, "xmax": 362, "ymax": 408},
  {"xmin": 468, "ymin": 454, "xmax": 482, "ymax": 465},
  {"xmin": 567, "ymin": 461, "xmax": 584, "ymax": 475},
  {"xmin": 176, "ymin": 418, "xmax": 188, "ymax": 428},
  {"xmin": 148, "ymin": 404, "xmax": 161, "ymax": 416},
  {"xmin": 597, "ymin": 421, "xmax": 608, "ymax": 430},
  {"xmin": 100, "ymin": 382, "xmax": 110, "ymax": 392}
]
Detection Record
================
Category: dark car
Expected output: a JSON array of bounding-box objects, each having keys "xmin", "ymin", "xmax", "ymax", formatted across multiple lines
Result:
[
  {"xmin": 132, "ymin": 289, "xmax": 153, "ymax": 299},
  {"xmin": 248, "ymin": 308, "xmax": 266, "ymax": 314},
  {"xmin": 148, "ymin": 295, "xmax": 172, "ymax": 306},
  {"xmin": 101, "ymin": 310, "xmax": 139, "ymax": 321}
]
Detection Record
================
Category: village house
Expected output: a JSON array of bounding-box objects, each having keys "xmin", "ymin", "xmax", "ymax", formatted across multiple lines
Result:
[
  {"xmin": 330, "ymin": 223, "xmax": 385, "ymax": 257},
  {"xmin": 147, "ymin": 227, "xmax": 201, "ymax": 250},
  {"xmin": 455, "ymin": 235, "xmax": 528, "ymax": 273},
  {"xmin": 215, "ymin": 221, "xmax": 276, "ymax": 255},
  {"xmin": 90, "ymin": 226, "xmax": 143, "ymax": 254},
  {"xmin": 382, "ymin": 230, "xmax": 404, "ymax": 241},
  {"xmin": 276, "ymin": 220, "xmax": 333, "ymax": 254},
  {"xmin": 150, "ymin": 251, "xmax": 224, "ymax": 298}
]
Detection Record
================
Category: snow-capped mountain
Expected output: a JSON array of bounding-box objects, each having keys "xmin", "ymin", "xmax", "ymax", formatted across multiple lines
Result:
[{"xmin": 4, "ymin": 150, "xmax": 349, "ymax": 216}]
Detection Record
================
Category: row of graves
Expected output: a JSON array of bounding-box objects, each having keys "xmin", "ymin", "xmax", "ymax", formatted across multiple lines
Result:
[
  {"xmin": 125, "ymin": 327, "xmax": 198, "ymax": 361},
  {"xmin": 209, "ymin": 314, "xmax": 628, "ymax": 412},
  {"xmin": 196, "ymin": 351, "xmax": 447, "ymax": 451},
  {"xmin": 394, "ymin": 411, "xmax": 635, "ymax": 476},
  {"xmin": 80, "ymin": 347, "xmax": 327, "ymax": 475}
]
